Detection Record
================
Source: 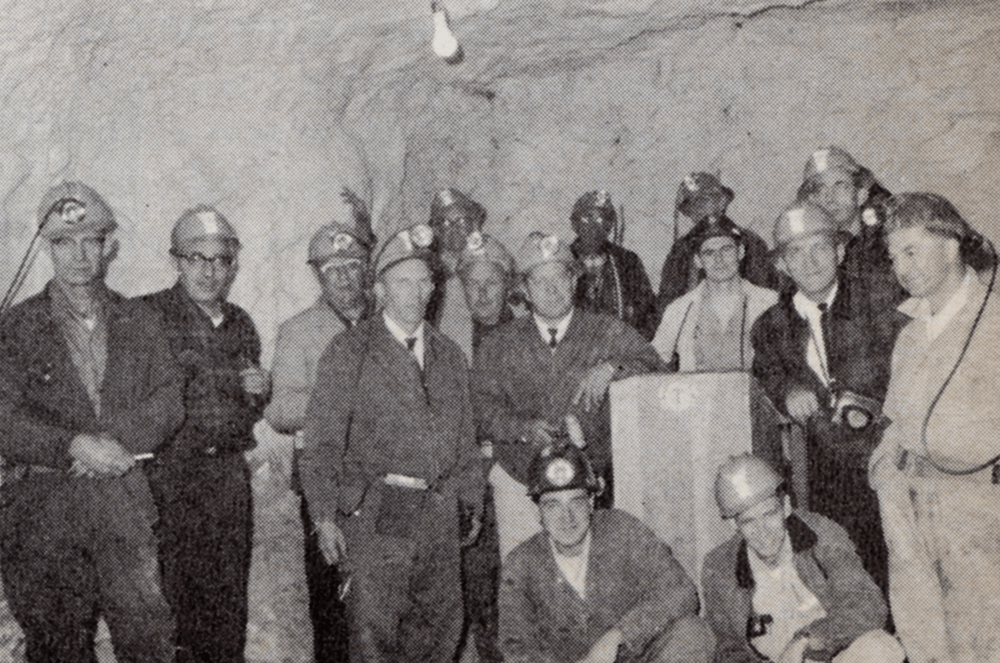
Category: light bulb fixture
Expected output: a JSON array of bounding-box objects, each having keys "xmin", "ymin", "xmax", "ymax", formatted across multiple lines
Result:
[{"xmin": 431, "ymin": 2, "xmax": 463, "ymax": 65}]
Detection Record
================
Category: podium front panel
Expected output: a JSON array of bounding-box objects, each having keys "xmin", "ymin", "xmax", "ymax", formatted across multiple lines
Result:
[{"xmin": 610, "ymin": 372, "xmax": 764, "ymax": 584}]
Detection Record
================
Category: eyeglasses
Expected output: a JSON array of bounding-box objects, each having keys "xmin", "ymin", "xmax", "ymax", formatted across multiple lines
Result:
[{"xmin": 175, "ymin": 252, "xmax": 236, "ymax": 269}]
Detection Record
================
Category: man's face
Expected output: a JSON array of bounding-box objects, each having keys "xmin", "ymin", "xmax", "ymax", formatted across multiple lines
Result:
[
  {"xmin": 695, "ymin": 236, "xmax": 742, "ymax": 283},
  {"xmin": 887, "ymin": 225, "xmax": 961, "ymax": 299},
  {"xmin": 316, "ymin": 256, "xmax": 367, "ymax": 313},
  {"xmin": 435, "ymin": 208, "xmax": 478, "ymax": 254},
  {"xmin": 810, "ymin": 169, "xmax": 860, "ymax": 229},
  {"xmin": 572, "ymin": 209, "xmax": 613, "ymax": 256},
  {"xmin": 525, "ymin": 261, "xmax": 576, "ymax": 322},
  {"xmin": 174, "ymin": 237, "xmax": 239, "ymax": 305},
  {"xmin": 779, "ymin": 233, "xmax": 843, "ymax": 300},
  {"xmin": 376, "ymin": 258, "xmax": 434, "ymax": 330},
  {"xmin": 48, "ymin": 231, "xmax": 107, "ymax": 287},
  {"xmin": 538, "ymin": 488, "xmax": 593, "ymax": 553},
  {"xmin": 460, "ymin": 262, "xmax": 507, "ymax": 325},
  {"xmin": 734, "ymin": 496, "xmax": 790, "ymax": 564}
]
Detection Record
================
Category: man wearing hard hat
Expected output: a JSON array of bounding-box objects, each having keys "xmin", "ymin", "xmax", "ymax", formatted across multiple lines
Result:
[
  {"xmin": 473, "ymin": 231, "xmax": 664, "ymax": 559},
  {"xmin": 499, "ymin": 443, "xmax": 714, "ymax": 663},
  {"xmin": 265, "ymin": 189, "xmax": 374, "ymax": 662},
  {"xmin": 142, "ymin": 205, "xmax": 269, "ymax": 663},
  {"xmin": 299, "ymin": 223, "xmax": 484, "ymax": 663},
  {"xmin": 702, "ymin": 454, "xmax": 904, "ymax": 663},
  {"xmin": 796, "ymin": 146, "xmax": 904, "ymax": 316},
  {"xmin": 426, "ymin": 187, "xmax": 488, "ymax": 332},
  {"xmin": 0, "ymin": 182, "xmax": 180, "ymax": 661},
  {"xmin": 569, "ymin": 190, "xmax": 658, "ymax": 340},
  {"xmin": 750, "ymin": 203, "xmax": 904, "ymax": 595}
]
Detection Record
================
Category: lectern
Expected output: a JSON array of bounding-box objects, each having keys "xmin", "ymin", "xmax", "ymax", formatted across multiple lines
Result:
[{"xmin": 610, "ymin": 371, "xmax": 783, "ymax": 584}]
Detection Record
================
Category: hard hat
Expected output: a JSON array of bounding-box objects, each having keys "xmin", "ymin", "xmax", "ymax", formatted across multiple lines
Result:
[
  {"xmin": 307, "ymin": 187, "xmax": 376, "ymax": 264},
  {"xmin": 515, "ymin": 232, "xmax": 577, "ymax": 276},
  {"xmin": 675, "ymin": 173, "xmax": 735, "ymax": 220},
  {"xmin": 455, "ymin": 232, "xmax": 514, "ymax": 277},
  {"xmin": 570, "ymin": 190, "xmax": 616, "ymax": 225},
  {"xmin": 689, "ymin": 214, "xmax": 744, "ymax": 250},
  {"xmin": 527, "ymin": 442, "xmax": 602, "ymax": 500},
  {"xmin": 374, "ymin": 224, "xmax": 436, "ymax": 277},
  {"xmin": 802, "ymin": 146, "xmax": 860, "ymax": 182},
  {"xmin": 772, "ymin": 203, "xmax": 843, "ymax": 253},
  {"xmin": 429, "ymin": 188, "xmax": 486, "ymax": 229},
  {"xmin": 171, "ymin": 205, "xmax": 240, "ymax": 255},
  {"xmin": 37, "ymin": 181, "xmax": 117, "ymax": 239},
  {"xmin": 714, "ymin": 454, "xmax": 784, "ymax": 519}
]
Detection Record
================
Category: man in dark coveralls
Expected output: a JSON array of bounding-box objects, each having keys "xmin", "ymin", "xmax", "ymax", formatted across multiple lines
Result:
[
  {"xmin": 142, "ymin": 205, "xmax": 270, "ymax": 663},
  {"xmin": 569, "ymin": 190, "xmax": 658, "ymax": 340},
  {"xmin": 0, "ymin": 181, "xmax": 181, "ymax": 662},
  {"xmin": 300, "ymin": 223, "xmax": 484, "ymax": 663}
]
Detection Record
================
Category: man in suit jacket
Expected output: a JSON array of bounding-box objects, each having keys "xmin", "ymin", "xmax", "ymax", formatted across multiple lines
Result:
[
  {"xmin": 750, "ymin": 204, "xmax": 904, "ymax": 595},
  {"xmin": 499, "ymin": 443, "xmax": 714, "ymax": 663},
  {"xmin": 473, "ymin": 232, "xmax": 665, "ymax": 559},
  {"xmin": 300, "ymin": 223, "xmax": 484, "ymax": 663},
  {"xmin": 0, "ymin": 182, "xmax": 182, "ymax": 662}
]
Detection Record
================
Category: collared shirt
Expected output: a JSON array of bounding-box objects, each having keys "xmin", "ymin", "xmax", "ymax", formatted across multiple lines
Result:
[
  {"xmin": 50, "ymin": 284, "xmax": 108, "ymax": 415},
  {"xmin": 898, "ymin": 268, "xmax": 975, "ymax": 342},
  {"xmin": 383, "ymin": 311, "xmax": 426, "ymax": 369},
  {"xmin": 533, "ymin": 309, "xmax": 574, "ymax": 350},
  {"xmin": 549, "ymin": 531, "xmax": 592, "ymax": 599},
  {"xmin": 748, "ymin": 535, "xmax": 828, "ymax": 662},
  {"xmin": 793, "ymin": 285, "xmax": 838, "ymax": 386}
]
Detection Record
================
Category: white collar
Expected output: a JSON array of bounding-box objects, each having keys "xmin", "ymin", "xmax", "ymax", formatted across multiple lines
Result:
[
  {"xmin": 383, "ymin": 311, "xmax": 426, "ymax": 366},
  {"xmin": 792, "ymin": 283, "xmax": 838, "ymax": 320},
  {"xmin": 534, "ymin": 309, "xmax": 574, "ymax": 347},
  {"xmin": 549, "ymin": 530, "xmax": 592, "ymax": 599},
  {"xmin": 898, "ymin": 269, "xmax": 975, "ymax": 342}
]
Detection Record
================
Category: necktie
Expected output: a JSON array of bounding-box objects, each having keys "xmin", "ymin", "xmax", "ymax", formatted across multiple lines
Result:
[
  {"xmin": 548, "ymin": 328, "xmax": 558, "ymax": 349},
  {"xmin": 405, "ymin": 337, "xmax": 417, "ymax": 352}
]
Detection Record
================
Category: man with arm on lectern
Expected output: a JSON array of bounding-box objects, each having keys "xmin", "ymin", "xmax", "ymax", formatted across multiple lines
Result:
[{"xmin": 749, "ymin": 203, "xmax": 904, "ymax": 596}]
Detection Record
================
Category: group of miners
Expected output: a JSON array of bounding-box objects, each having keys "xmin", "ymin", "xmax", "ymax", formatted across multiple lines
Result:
[{"xmin": 0, "ymin": 142, "xmax": 996, "ymax": 663}]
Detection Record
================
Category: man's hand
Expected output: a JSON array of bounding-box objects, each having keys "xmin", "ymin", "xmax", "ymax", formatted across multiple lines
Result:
[
  {"xmin": 778, "ymin": 635, "xmax": 809, "ymax": 663},
  {"xmin": 572, "ymin": 362, "xmax": 617, "ymax": 412},
  {"xmin": 315, "ymin": 519, "xmax": 347, "ymax": 565},
  {"xmin": 785, "ymin": 388, "xmax": 820, "ymax": 426},
  {"xmin": 460, "ymin": 514, "xmax": 482, "ymax": 548},
  {"xmin": 241, "ymin": 366, "xmax": 270, "ymax": 396},
  {"xmin": 577, "ymin": 628, "xmax": 623, "ymax": 663},
  {"xmin": 69, "ymin": 433, "xmax": 135, "ymax": 477},
  {"xmin": 523, "ymin": 419, "xmax": 559, "ymax": 446}
]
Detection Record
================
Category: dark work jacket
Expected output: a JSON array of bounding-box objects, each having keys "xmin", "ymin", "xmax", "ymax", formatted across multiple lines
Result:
[
  {"xmin": 0, "ymin": 283, "xmax": 184, "ymax": 525},
  {"xmin": 143, "ymin": 284, "xmax": 266, "ymax": 454},
  {"xmin": 572, "ymin": 240, "xmax": 659, "ymax": 341},
  {"xmin": 701, "ymin": 510, "xmax": 887, "ymax": 663},
  {"xmin": 656, "ymin": 226, "xmax": 784, "ymax": 324},
  {"xmin": 750, "ymin": 278, "xmax": 906, "ymax": 469},
  {"xmin": 841, "ymin": 222, "xmax": 907, "ymax": 321}
]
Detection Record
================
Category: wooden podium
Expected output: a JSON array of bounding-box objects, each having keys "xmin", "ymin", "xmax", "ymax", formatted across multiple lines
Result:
[{"xmin": 610, "ymin": 372, "xmax": 782, "ymax": 585}]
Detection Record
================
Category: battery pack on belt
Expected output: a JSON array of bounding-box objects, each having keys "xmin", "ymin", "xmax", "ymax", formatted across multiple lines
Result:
[{"xmin": 384, "ymin": 473, "xmax": 429, "ymax": 490}]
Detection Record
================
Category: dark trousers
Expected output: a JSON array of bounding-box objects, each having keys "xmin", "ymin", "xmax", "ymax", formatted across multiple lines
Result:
[
  {"xmin": 459, "ymin": 486, "xmax": 501, "ymax": 663},
  {"xmin": 301, "ymin": 496, "xmax": 350, "ymax": 662},
  {"xmin": 340, "ymin": 483, "xmax": 464, "ymax": 663},
  {"xmin": 0, "ymin": 474, "xmax": 174, "ymax": 663},
  {"xmin": 146, "ymin": 452, "xmax": 253, "ymax": 663}
]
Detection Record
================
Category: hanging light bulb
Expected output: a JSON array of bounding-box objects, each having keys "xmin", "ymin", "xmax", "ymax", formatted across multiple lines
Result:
[{"xmin": 431, "ymin": 1, "xmax": 463, "ymax": 65}]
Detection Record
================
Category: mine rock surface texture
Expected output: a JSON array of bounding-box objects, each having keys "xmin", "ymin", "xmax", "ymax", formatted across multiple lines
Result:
[{"xmin": 1, "ymin": 0, "xmax": 999, "ymax": 660}]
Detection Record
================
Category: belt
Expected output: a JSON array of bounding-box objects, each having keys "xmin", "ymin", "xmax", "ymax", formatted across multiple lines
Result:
[
  {"xmin": 896, "ymin": 448, "xmax": 999, "ymax": 485},
  {"xmin": 384, "ymin": 473, "xmax": 430, "ymax": 490}
]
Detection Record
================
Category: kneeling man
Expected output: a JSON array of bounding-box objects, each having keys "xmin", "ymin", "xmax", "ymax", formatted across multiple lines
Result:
[
  {"xmin": 499, "ymin": 443, "xmax": 714, "ymax": 663},
  {"xmin": 702, "ymin": 454, "xmax": 905, "ymax": 663}
]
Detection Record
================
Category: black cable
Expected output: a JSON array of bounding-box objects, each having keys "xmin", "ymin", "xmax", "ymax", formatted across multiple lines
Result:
[{"xmin": 919, "ymin": 239, "xmax": 998, "ymax": 475}]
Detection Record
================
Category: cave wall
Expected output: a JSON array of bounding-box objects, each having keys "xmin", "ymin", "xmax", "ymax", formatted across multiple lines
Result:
[{"xmin": 1, "ymin": 0, "xmax": 999, "ymax": 362}]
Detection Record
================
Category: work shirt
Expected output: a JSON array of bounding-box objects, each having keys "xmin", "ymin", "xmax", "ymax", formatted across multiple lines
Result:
[
  {"xmin": 143, "ymin": 284, "xmax": 265, "ymax": 454},
  {"xmin": 50, "ymin": 284, "xmax": 109, "ymax": 415},
  {"xmin": 550, "ymin": 532, "xmax": 591, "ymax": 599},
  {"xmin": 898, "ymin": 269, "xmax": 973, "ymax": 342},
  {"xmin": 384, "ymin": 313, "xmax": 426, "ymax": 369},
  {"xmin": 792, "ymin": 285, "xmax": 838, "ymax": 387}
]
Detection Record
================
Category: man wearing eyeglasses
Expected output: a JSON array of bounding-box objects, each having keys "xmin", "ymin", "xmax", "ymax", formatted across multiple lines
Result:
[
  {"xmin": 142, "ymin": 206, "xmax": 269, "ymax": 663},
  {"xmin": 0, "ymin": 181, "xmax": 181, "ymax": 661},
  {"xmin": 265, "ymin": 190, "xmax": 374, "ymax": 663},
  {"xmin": 653, "ymin": 216, "xmax": 777, "ymax": 372}
]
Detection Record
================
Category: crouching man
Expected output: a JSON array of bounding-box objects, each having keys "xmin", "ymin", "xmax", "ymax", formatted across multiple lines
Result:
[
  {"xmin": 702, "ymin": 454, "xmax": 905, "ymax": 663},
  {"xmin": 499, "ymin": 443, "xmax": 714, "ymax": 663}
]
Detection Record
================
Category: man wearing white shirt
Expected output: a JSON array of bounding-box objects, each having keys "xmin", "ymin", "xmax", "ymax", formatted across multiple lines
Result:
[
  {"xmin": 473, "ymin": 232, "xmax": 664, "ymax": 558},
  {"xmin": 750, "ymin": 204, "xmax": 905, "ymax": 595}
]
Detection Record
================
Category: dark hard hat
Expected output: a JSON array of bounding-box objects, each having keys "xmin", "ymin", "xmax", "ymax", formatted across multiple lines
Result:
[
  {"xmin": 675, "ymin": 173, "xmax": 734, "ymax": 219},
  {"xmin": 688, "ymin": 214, "xmax": 744, "ymax": 250},
  {"xmin": 571, "ymin": 190, "xmax": 616, "ymax": 224},
  {"xmin": 429, "ymin": 188, "xmax": 486, "ymax": 228},
  {"xmin": 527, "ymin": 442, "xmax": 602, "ymax": 500}
]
